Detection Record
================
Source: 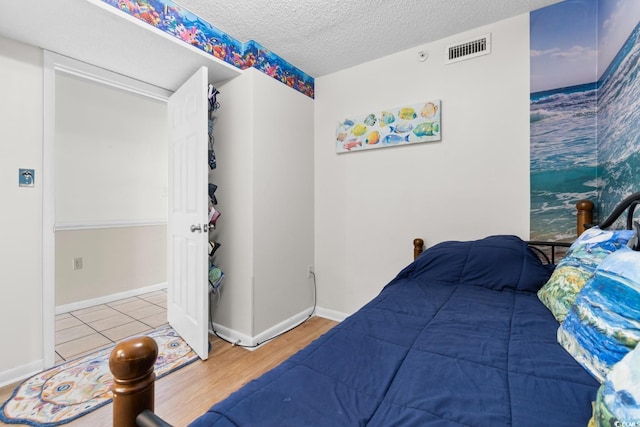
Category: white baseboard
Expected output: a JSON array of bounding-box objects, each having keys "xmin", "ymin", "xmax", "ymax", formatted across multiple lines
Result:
[
  {"xmin": 252, "ymin": 309, "xmax": 315, "ymax": 348},
  {"xmin": 314, "ymin": 306, "xmax": 349, "ymax": 322},
  {"xmin": 211, "ymin": 307, "xmax": 317, "ymax": 351},
  {"xmin": 209, "ymin": 324, "xmax": 256, "ymax": 350},
  {"xmin": 55, "ymin": 282, "xmax": 168, "ymax": 315},
  {"xmin": 0, "ymin": 359, "xmax": 43, "ymax": 388},
  {"xmin": 210, "ymin": 307, "xmax": 347, "ymax": 352}
]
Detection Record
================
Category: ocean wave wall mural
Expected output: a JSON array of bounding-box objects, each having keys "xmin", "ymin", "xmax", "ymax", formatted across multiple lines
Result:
[
  {"xmin": 100, "ymin": 0, "xmax": 314, "ymax": 98},
  {"xmin": 530, "ymin": 0, "xmax": 640, "ymax": 241}
]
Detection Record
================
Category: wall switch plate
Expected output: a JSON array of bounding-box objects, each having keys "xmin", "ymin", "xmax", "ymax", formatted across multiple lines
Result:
[
  {"xmin": 73, "ymin": 257, "xmax": 83, "ymax": 270},
  {"xmin": 19, "ymin": 168, "xmax": 35, "ymax": 187}
]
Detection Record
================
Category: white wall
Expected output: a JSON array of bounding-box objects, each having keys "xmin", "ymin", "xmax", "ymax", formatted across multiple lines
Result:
[
  {"xmin": 55, "ymin": 73, "xmax": 168, "ymax": 224},
  {"xmin": 314, "ymin": 15, "xmax": 532, "ymax": 316},
  {"xmin": 54, "ymin": 73, "xmax": 168, "ymax": 307},
  {"xmin": 213, "ymin": 68, "xmax": 315, "ymax": 341},
  {"xmin": 0, "ymin": 36, "xmax": 44, "ymax": 384},
  {"xmin": 252, "ymin": 70, "xmax": 314, "ymax": 335},
  {"xmin": 55, "ymin": 226, "xmax": 167, "ymax": 306},
  {"xmin": 0, "ymin": 37, "xmax": 171, "ymax": 384}
]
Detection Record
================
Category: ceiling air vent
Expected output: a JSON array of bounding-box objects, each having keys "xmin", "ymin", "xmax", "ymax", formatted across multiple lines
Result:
[{"xmin": 445, "ymin": 33, "xmax": 491, "ymax": 64}]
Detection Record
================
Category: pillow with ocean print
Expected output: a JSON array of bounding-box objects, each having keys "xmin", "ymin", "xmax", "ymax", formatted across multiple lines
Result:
[
  {"xmin": 557, "ymin": 247, "xmax": 640, "ymax": 383},
  {"xmin": 537, "ymin": 226, "xmax": 635, "ymax": 322},
  {"xmin": 592, "ymin": 343, "xmax": 640, "ymax": 426}
]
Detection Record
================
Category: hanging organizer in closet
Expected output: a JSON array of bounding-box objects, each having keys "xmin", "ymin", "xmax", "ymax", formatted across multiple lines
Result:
[{"xmin": 208, "ymin": 85, "xmax": 224, "ymax": 294}]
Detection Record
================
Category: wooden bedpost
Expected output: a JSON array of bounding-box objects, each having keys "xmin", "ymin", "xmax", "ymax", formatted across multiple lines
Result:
[
  {"xmin": 109, "ymin": 336, "xmax": 158, "ymax": 427},
  {"xmin": 576, "ymin": 200, "xmax": 594, "ymax": 236},
  {"xmin": 413, "ymin": 238, "xmax": 424, "ymax": 260}
]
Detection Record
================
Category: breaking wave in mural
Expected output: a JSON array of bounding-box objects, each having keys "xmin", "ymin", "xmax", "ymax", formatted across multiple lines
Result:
[{"xmin": 598, "ymin": 22, "xmax": 640, "ymax": 218}]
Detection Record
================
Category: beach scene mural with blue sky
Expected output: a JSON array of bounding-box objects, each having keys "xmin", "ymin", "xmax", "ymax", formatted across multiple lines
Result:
[{"xmin": 530, "ymin": 0, "xmax": 640, "ymax": 241}]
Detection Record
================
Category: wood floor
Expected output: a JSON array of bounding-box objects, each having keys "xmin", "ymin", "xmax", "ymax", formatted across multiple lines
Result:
[{"xmin": 0, "ymin": 316, "xmax": 337, "ymax": 427}]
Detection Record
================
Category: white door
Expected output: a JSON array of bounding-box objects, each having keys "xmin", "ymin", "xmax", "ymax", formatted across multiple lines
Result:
[{"xmin": 167, "ymin": 67, "xmax": 209, "ymax": 360}]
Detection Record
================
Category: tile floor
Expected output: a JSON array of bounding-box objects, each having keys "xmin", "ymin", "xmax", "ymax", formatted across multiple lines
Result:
[{"xmin": 55, "ymin": 290, "xmax": 167, "ymax": 363}]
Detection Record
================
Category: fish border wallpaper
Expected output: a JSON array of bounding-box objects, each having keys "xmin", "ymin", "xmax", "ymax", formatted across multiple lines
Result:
[
  {"xmin": 336, "ymin": 100, "xmax": 441, "ymax": 154},
  {"xmin": 100, "ymin": 0, "xmax": 314, "ymax": 98}
]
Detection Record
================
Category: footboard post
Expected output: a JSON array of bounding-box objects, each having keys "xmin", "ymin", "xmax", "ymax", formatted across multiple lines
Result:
[
  {"xmin": 576, "ymin": 200, "xmax": 594, "ymax": 236},
  {"xmin": 109, "ymin": 336, "xmax": 158, "ymax": 427}
]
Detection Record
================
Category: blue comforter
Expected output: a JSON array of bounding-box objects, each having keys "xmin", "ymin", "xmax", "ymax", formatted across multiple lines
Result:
[{"xmin": 190, "ymin": 235, "xmax": 599, "ymax": 426}]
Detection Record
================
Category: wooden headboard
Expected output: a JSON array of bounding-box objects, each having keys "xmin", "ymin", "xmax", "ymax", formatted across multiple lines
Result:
[
  {"xmin": 413, "ymin": 199, "xmax": 597, "ymax": 262},
  {"xmin": 413, "ymin": 238, "xmax": 424, "ymax": 260}
]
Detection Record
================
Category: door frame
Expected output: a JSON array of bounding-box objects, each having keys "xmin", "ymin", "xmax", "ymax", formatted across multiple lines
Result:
[{"xmin": 42, "ymin": 52, "xmax": 172, "ymax": 368}]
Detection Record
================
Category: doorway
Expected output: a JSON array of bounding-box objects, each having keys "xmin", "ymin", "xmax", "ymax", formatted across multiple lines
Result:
[
  {"xmin": 43, "ymin": 53, "xmax": 212, "ymax": 367},
  {"xmin": 43, "ymin": 52, "xmax": 173, "ymax": 368}
]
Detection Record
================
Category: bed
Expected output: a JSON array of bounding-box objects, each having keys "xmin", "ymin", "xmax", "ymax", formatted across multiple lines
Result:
[
  {"xmin": 114, "ymin": 193, "xmax": 640, "ymax": 427},
  {"xmin": 189, "ymin": 235, "xmax": 598, "ymax": 426}
]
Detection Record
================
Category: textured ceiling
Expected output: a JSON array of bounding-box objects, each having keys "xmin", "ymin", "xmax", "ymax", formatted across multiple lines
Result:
[
  {"xmin": 179, "ymin": 0, "xmax": 564, "ymax": 77},
  {"xmin": 0, "ymin": 0, "xmax": 563, "ymax": 91}
]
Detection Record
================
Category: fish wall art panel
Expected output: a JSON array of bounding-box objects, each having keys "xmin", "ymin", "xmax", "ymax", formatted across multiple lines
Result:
[{"xmin": 336, "ymin": 100, "xmax": 441, "ymax": 153}]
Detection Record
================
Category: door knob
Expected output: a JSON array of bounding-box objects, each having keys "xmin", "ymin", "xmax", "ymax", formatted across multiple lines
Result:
[{"xmin": 190, "ymin": 224, "xmax": 202, "ymax": 233}]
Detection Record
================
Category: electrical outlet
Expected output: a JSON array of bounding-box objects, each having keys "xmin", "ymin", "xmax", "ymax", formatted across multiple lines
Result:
[
  {"xmin": 73, "ymin": 257, "xmax": 83, "ymax": 270},
  {"xmin": 307, "ymin": 265, "xmax": 314, "ymax": 278}
]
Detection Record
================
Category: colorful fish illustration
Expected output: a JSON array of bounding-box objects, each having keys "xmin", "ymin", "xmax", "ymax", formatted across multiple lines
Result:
[
  {"xmin": 118, "ymin": 0, "xmax": 139, "ymax": 13},
  {"xmin": 340, "ymin": 119, "xmax": 355, "ymax": 129},
  {"xmin": 161, "ymin": 13, "xmax": 177, "ymax": 31},
  {"xmin": 365, "ymin": 131, "xmax": 380, "ymax": 145},
  {"xmin": 363, "ymin": 114, "xmax": 377, "ymax": 126},
  {"xmin": 352, "ymin": 123, "xmax": 367, "ymax": 137},
  {"xmin": 265, "ymin": 64, "xmax": 280, "ymax": 77},
  {"xmin": 421, "ymin": 102, "xmax": 438, "ymax": 118},
  {"xmin": 413, "ymin": 122, "xmax": 439, "ymax": 137},
  {"xmin": 337, "ymin": 101, "xmax": 440, "ymax": 153},
  {"xmin": 212, "ymin": 44, "xmax": 226, "ymax": 59},
  {"xmin": 343, "ymin": 139, "xmax": 362, "ymax": 151},
  {"xmin": 382, "ymin": 134, "xmax": 410, "ymax": 144},
  {"xmin": 176, "ymin": 24, "xmax": 198, "ymax": 45},
  {"xmin": 380, "ymin": 111, "xmax": 395, "ymax": 126},
  {"xmin": 285, "ymin": 74, "xmax": 295, "ymax": 88},
  {"xmin": 244, "ymin": 52, "xmax": 257, "ymax": 68},
  {"xmin": 139, "ymin": 10, "xmax": 161, "ymax": 26},
  {"xmin": 232, "ymin": 52, "xmax": 244, "ymax": 67},
  {"xmin": 393, "ymin": 121, "xmax": 414, "ymax": 134},
  {"xmin": 398, "ymin": 107, "xmax": 417, "ymax": 120}
]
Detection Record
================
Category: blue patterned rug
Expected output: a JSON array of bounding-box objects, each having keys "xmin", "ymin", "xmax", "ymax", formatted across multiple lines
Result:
[{"xmin": 0, "ymin": 325, "xmax": 198, "ymax": 426}]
